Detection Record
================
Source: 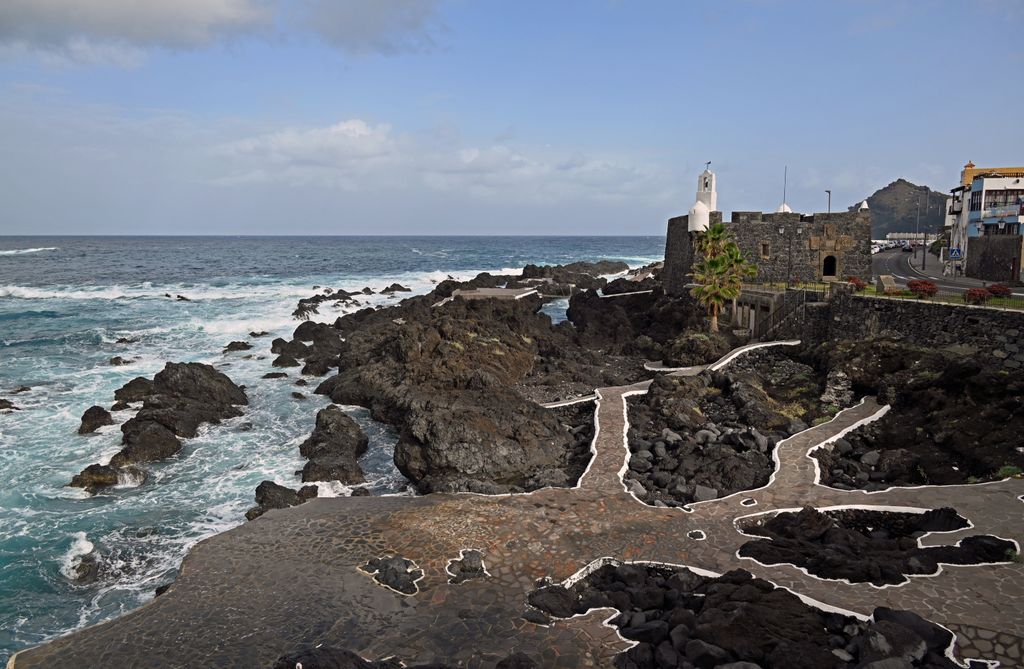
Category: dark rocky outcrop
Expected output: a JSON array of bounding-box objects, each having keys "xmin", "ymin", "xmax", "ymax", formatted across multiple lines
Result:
[
  {"xmin": 68, "ymin": 464, "xmax": 120, "ymax": 493},
  {"xmin": 245, "ymin": 481, "xmax": 318, "ymax": 521},
  {"xmin": 70, "ymin": 363, "xmax": 247, "ymax": 493},
  {"xmin": 0, "ymin": 398, "xmax": 20, "ymax": 410},
  {"xmin": 809, "ymin": 338, "xmax": 1024, "ymax": 489},
  {"xmin": 315, "ymin": 294, "xmax": 604, "ymax": 493},
  {"xmin": 272, "ymin": 354, "xmax": 301, "ymax": 368},
  {"xmin": 529, "ymin": 563, "xmax": 968, "ymax": 668},
  {"xmin": 298, "ymin": 405, "xmax": 368, "ymax": 484},
  {"xmin": 78, "ymin": 405, "xmax": 114, "ymax": 434},
  {"xmin": 738, "ymin": 507, "xmax": 1015, "ymax": 586},
  {"xmin": 625, "ymin": 347, "xmax": 840, "ymax": 506},
  {"xmin": 661, "ymin": 332, "xmax": 729, "ymax": 368},
  {"xmin": 293, "ymin": 289, "xmax": 357, "ymax": 320},
  {"xmin": 258, "ymin": 264, "xmax": 697, "ymax": 493},
  {"xmin": 108, "ymin": 356, "xmax": 132, "ymax": 366},
  {"xmin": 223, "ymin": 341, "xmax": 253, "ymax": 353},
  {"xmin": 114, "ymin": 377, "xmax": 154, "ymax": 404},
  {"xmin": 447, "ymin": 549, "xmax": 487, "ymax": 584},
  {"xmin": 360, "ymin": 555, "xmax": 423, "ymax": 595},
  {"xmin": 379, "ymin": 283, "xmax": 411, "ymax": 294}
]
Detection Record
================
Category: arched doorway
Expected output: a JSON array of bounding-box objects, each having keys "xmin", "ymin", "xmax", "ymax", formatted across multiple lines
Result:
[{"xmin": 822, "ymin": 255, "xmax": 837, "ymax": 278}]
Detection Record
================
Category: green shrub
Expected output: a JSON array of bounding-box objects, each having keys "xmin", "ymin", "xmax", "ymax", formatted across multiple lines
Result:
[{"xmin": 996, "ymin": 465, "xmax": 1022, "ymax": 478}]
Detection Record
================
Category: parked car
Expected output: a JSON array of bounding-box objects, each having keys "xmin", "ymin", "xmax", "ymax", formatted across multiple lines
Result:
[{"xmin": 901, "ymin": 244, "xmax": 913, "ymax": 252}]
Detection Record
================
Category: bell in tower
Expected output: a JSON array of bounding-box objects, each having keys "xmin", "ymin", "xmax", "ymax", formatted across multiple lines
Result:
[{"xmin": 696, "ymin": 161, "xmax": 717, "ymax": 212}]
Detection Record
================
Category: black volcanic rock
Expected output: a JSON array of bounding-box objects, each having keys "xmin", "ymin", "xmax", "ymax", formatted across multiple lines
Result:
[
  {"xmin": 809, "ymin": 338, "xmax": 1024, "ymax": 488},
  {"xmin": 298, "ymin": 405, "xmax": 368, "ymax": 484},
  {"xmin": 738, "ymin": 507, "xmax": 1013, "ymax": 586},
  {"xmin": 223, "ymin": 340, "xmax": 253, "ymax": 353},
  {"xmin": 78, "ymin": 405, "xmax": 114, "ymax": 434},
  {"xmin": 529, "ymin": 563, "xmax": 967, "ymax": 668},
  {"xmin": 68, "ymin": 464, "xmax": 120, "ymax": 493},
  {"xmin": 245, "ymin": 480, "xmax": 318, "ymax": 521},
  {"xmin": 71, "ymin": 363, "xmax": 247, "ymax": 493},
  {"xmin": 113, "ymin": 377, "xmax": 153, "ymax": 403}
]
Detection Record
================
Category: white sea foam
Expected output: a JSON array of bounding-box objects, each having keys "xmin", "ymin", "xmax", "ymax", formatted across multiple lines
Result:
[
  {"xmin": 0, "ymin": 247, "xmax": 58, "ymax": 256},
  {"xmin": 59, "ymin": 532, "xmax": 95, "ymax": 580}
]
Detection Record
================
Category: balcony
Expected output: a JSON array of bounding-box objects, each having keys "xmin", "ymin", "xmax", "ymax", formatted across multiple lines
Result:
[{"xmin": 982, "ymin": 204, "xmax": 1024, "ymax": 219}]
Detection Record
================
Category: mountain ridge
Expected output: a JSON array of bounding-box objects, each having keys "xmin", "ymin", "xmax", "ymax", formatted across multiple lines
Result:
[{"xmin": 853, "ymin": 178, "xmax": 947, "ymax": 239}]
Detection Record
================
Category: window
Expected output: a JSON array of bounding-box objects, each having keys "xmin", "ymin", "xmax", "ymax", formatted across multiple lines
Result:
[
  {"xmin": 969, "ymin": 190, "xmax": 982, "ymax": 211},
  {"xmin": 984, "ymin": 189, "xmax": 1024, "ymax": 209},
  {"xmin": 760, "ymin": 242, "xmax": 771, "ymax": 258}
]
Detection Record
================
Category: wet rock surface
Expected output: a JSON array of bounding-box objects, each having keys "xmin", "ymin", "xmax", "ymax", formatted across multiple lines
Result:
[
  {"xmin": 530, "ymin": 563, "xmax": 966, "ymax": 669},
  {"xmin": 738, "ymin": 507, "xmax": 1015, "ymax": 586},
  {"xmin": 360, "ymin": 555, "xmax": 423, "ymax": 595},
  {"xmin": 809, "ymin": 338, "xmax": 1024, "ymax": 489},
  {"xmin": 625, "ymin": 347, "xmax": 840, "ymax": 506},
  {"xmin": 77, "ymin": 405, "xmax": 114, "ymax": 434},
  {"xmin": 69, "ymin": 363, "xmax": 247, "ymax": 493},
  {"xmin": 298, "ymin": 405, "xmax": 369, "ymax": 484},
  {"xmin": 245, "ymin": 481, "xmax": 318, "ymax": 521}
]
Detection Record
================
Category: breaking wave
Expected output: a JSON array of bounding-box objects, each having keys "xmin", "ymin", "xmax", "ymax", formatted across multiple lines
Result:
[{"xmin": 0, "ymin": 247, "xmax": 58, "ymax": 256}]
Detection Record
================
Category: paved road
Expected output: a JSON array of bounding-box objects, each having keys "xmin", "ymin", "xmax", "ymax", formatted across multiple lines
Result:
[{"xmin": 871, "ymin": 249, "xmax": 1024, "ymax": 295}]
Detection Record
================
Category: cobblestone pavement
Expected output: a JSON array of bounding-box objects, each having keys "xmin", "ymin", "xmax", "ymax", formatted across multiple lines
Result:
[{"xmin": 11, "ymin": 344, "xmax": 1024, "ymax": 669}]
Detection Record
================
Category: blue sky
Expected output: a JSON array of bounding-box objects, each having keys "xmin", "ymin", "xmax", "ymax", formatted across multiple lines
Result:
[{"xmin": 0, "ymin": 0, "xmax": 1022, "ymax": 235}]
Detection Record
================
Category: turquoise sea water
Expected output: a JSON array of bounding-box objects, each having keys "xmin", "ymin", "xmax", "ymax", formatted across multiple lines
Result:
[{"xmin": 0, "ymin": 236, "xmax": 664, "ymax": 661}]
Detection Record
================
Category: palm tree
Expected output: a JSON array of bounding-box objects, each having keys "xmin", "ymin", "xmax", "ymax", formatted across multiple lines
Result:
[
  {"xmin": 689, "ymin": 253, "xmax": 741, "ymax": 333},
  {"xmin": 722, "ymin": 243, "xmax": 757, "ymax": 324},
  {"xmin": 694, "ymin": 222, "xmax": 731, "ymax": 258}
]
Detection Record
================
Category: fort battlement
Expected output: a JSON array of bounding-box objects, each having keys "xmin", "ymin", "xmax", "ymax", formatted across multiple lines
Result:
[{"xmin": 663, "ymin": 174, "xmax": 872, "ymax": 295}]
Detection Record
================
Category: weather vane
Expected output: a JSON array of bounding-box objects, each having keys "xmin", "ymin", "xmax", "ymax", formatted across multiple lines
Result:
[{"xmin": 705, "ymin": 161, "xmax": 711, "ymax": 170}]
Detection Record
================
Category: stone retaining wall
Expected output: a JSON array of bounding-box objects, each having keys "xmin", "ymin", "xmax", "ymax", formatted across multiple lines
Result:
[{"xmin": 824, "ymin": 291, "xmax": 1024, "ymax": 368}]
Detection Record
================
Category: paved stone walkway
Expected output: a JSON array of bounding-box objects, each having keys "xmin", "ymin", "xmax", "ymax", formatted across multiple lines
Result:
[{"xmin": 11, "ymin": 345, "xmax": 1024, "ymax": 669}]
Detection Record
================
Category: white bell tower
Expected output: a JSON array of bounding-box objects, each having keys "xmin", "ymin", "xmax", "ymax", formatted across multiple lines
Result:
[{"xmin": 696, "ymin": 162, "xmax": 717, "ymax": 212}]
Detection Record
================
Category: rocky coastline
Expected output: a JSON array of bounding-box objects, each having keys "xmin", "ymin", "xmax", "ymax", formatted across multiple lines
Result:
[{"xmin": 23, "ymin": 263, "xmax": 1024, "ymax": 668}]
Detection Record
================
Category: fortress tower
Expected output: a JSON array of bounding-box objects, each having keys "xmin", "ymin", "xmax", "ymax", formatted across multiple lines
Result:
[
  {"xmin": 663, "ymin": 167, "xmax": 871, "ymax": 296},
  {"xmin": 695, "ymin": 166, "xmax": 717, "ymax": 213}
]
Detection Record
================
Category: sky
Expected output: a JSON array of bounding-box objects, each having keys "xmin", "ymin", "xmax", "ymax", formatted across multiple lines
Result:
[{"xmin": 0, "ymin": 0, "xmax": 1022, "ymax": 235}]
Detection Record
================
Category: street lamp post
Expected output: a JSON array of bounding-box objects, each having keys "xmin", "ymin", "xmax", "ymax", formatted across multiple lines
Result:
[
  {"xmin": 922, "ymin": 196, "xmax": 930, "ymax": 271},
  {"xmin": 915, "ymin": 195, "xmax": 921, "ymax": 266}
]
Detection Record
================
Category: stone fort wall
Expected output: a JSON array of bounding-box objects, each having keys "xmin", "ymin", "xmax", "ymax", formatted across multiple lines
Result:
[
  {"xmin": 773, "ymin": 284, "xmax": 1024, "ymax": 370},
  {"xmin": 663, "ymin": 210, "xmax": 871, "ymax": 295}
]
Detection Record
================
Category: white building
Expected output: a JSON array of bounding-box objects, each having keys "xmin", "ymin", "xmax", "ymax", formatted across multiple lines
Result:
[{"xmin": 947, "ymin": 162, "xmax": 1024, "ymax": 272}]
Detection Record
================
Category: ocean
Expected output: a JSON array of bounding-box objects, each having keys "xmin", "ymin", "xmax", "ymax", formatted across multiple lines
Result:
[{"xmin": 0, "ymin": 235, "xmax": 664, "ymax": 661}]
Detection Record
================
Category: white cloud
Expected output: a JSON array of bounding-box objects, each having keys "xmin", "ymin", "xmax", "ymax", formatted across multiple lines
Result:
[
  {"xmin": 215, "ymin": 118, "xmax": 675, "ymax": 204},
  {"xmin": 0, "ymin": 0, "xmax": 445, "ymax": 65}
]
